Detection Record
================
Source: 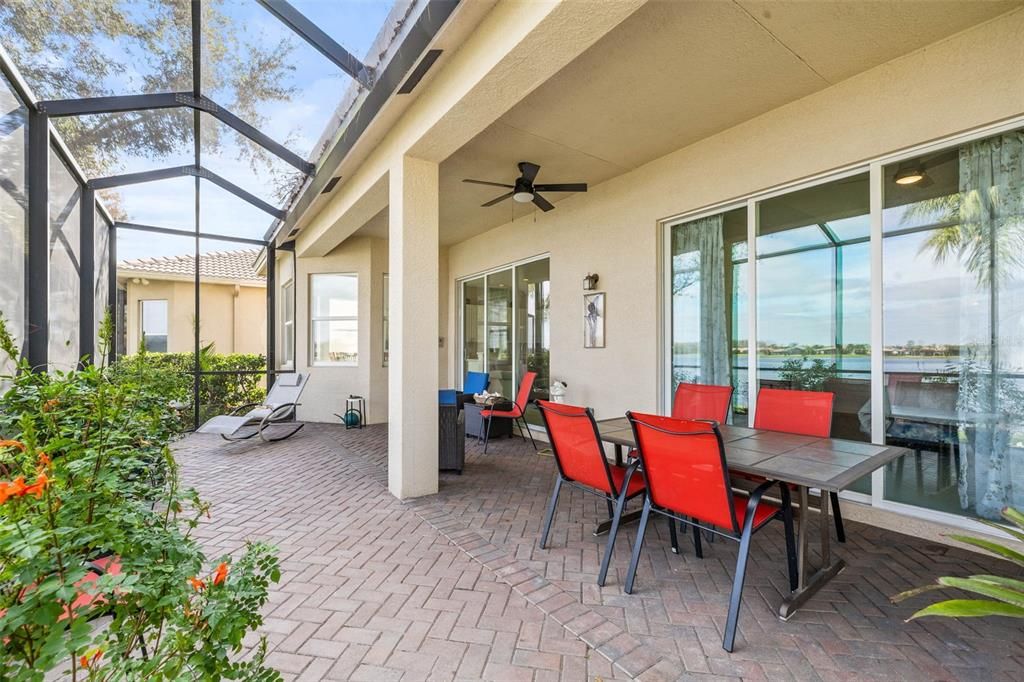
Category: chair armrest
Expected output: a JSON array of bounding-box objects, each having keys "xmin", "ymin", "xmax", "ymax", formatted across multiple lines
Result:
[
  {"xmin": 261, "ymin": 402, "xmax": 300, "ymax": 425},
  {"xmin": 742, "ymin": 479, "xmax": 779, "ymax": 531},
  {"xmin": 229, "ymin": 402, "xmax": 262, "ymax": 416}
]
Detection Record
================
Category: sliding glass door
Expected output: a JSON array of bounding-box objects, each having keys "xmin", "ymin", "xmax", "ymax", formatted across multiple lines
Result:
[
  {"xmin": 666, "ymin": 123, "xmax": 1024, "ymax": 525},
  {"xmin": 881, "ymin": 133, "xmax": 1024, "ymax": 521},
  {"xmin": 755, "ymin": 173, "xmax": 873, "ymax": 492},
  {"xmin": 460, "ymin": 257, "xmax": 551, "ymax": 425}
]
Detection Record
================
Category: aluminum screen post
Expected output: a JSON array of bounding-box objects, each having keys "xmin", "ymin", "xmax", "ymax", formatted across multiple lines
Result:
[
  {"xmin": 266, "ymin": 242, "xmax": 276, "ymax": 390},
  {"xmin": 79, "ymin": 187, "xmax": 95, "ymax": 365},
  {"xmin": 108, "ymin": 222, "xmax": 117, "ymax": 367},
  {"xmin": 26, "ymin": 109, "xmax": 49, "ymax": 371}
]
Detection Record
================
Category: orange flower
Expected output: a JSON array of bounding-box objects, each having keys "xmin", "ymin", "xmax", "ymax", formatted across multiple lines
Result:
[
  {"xmin": 37, "ymin": 452, "xmax": 51, "ymax": 469},
  {"xmin": 1, "ymin": 476, "xmax": 28, "ymax": 503},
  {"xmin": 0, "ymin": 474, "xmax": 47, "ymax": 503},
  {"xmin": 24, "ymin": 472, "xmax": 48, "ymax": 499},
  {"xmin": 0, "ymin": 440, "xmax": 25, "ymax": 452},
  {"xmin": 213, "ymin": 562, "xmax": 229, "ymax": 586},
  {"xmin": 43, "ymin": 399, "xmax": 59, "ymax": 412},
  {"xmin": 189, "ymin": 576, "xmax": 206, "ymax": 591}
]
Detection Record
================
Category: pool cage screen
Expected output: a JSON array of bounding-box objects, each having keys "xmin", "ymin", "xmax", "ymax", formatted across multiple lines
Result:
[{"xmin": 0, "ymin": 0, "xmax": 389, "ymax": 430}]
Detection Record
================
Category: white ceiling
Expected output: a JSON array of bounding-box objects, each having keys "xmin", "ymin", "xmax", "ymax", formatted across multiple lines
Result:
[{"xmin": 355, "ymin": 0, "xmax": 1021, "ymax": 245}]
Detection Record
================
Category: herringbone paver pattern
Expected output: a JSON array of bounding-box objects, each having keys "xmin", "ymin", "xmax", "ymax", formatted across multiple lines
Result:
[
  {"xmin": 177, "ymin": 426, "xmax": 629, "ymax": 681},
  {"xmin": 177, "ymin": 424, "xmax": 1024, "ymax": 681}
]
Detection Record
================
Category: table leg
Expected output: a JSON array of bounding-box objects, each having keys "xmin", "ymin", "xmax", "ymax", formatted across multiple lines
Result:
[
  {"xmin": 779, "ymin": 488, "xmax": 846, "ymax": 621},
  {"xmin": 614, "ymin": 444, "xmax": 624, "ymax": 467},
  {"xmin": 796, "ymin": 486, "xmax": 808, "ymax": 590}
]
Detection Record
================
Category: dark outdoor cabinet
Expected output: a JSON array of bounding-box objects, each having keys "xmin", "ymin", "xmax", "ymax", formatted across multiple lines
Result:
[{"xmin": 439, "ymin": 403, "xmax": 466, "ymax": 473}]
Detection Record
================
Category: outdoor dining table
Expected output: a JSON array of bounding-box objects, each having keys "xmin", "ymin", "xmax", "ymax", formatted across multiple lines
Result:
[{"xmin": 594, "ymin": 417, "xmax": 911, "ymax": 619}]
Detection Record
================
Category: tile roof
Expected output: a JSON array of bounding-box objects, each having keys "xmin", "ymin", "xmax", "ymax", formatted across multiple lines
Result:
[{"xmin": 118, "ymin": 249, "xmax": 265, "ymax": 284}]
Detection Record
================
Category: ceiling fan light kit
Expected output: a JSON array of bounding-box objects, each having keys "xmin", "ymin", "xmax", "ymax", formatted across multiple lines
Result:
[{"xmin": 463, "ymin": 161, "xmax": 587, "ymax": 212}]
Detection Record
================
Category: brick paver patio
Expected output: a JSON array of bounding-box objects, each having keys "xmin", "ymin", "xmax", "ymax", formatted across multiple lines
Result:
[{"xmin": 177, "ymin": 424, "xmax": 1024, "ymax": 681}]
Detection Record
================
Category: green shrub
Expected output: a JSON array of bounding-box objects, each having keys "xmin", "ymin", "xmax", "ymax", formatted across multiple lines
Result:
[
  {"xmin": 115, "ymin": 348, "xmax": 267, "ymax": 429},
  {"xmin": 0, "ymin": 315, "xmax": 281, "ymax": 680}
]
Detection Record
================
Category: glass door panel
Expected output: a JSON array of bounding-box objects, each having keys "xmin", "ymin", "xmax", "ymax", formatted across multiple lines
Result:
[
  {"xmin": 882, "ymin": 132, "xmax": 1024, "ymax": 520},
  {"xmin": 516, "ymin": 259, "xmax": 550, "ymax": 424},
  {"xmin": 486, "ymin": 269, "xmax": 514, "ymax": 397},
  {"xmin": 669, "ymin": 207, "xmax": 748, "ymax": 423},
  {"xmin": 462, "ymin": 277, "xmax": 485, "ymax": 380},
  {"xmin": 756, "ymin": 173, "xmax": 873, "ymax": 492}
]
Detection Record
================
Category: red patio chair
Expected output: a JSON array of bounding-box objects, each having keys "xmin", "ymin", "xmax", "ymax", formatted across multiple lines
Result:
[
  {"xmin": 535, "ymin": 400, "xmax": 646, "ymax": 586},
  {"xmin": 672, "ymin": 382, "xmax": 733, "ymax": 423},
  {"xmin": 624, "ymin": 412, "xmax": 797, "ymax": 653},
  {"xmin": 480, "ymin": 371, "xmax": 537, "ymax": 453},
  {"xmin": 754, "ymin": 387, "xmax": 845, "ymax": 543}
]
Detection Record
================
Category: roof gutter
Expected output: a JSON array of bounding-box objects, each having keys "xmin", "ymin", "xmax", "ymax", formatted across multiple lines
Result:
[{"xmin": 265, "ymin": 0, "xmax": 460, "ymax": 243}]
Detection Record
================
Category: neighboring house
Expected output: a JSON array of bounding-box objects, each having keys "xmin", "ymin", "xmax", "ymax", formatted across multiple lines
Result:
[{"xmin": 117, "ymin": 250, "xmax": 266, "ymax": 356}]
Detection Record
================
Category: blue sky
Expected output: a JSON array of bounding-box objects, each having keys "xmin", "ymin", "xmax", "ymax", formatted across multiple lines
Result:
[{"xmin": 103, "ymin": 0, "xmax": 395, "ymax": 261}]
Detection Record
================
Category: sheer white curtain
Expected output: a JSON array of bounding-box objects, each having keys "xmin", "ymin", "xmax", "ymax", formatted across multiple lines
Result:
[
  {"xmin": 676, "ymin": 214, "xmax": 730, "ymax": 386},
  {"xmin": 956, "ymin": 131, "xmax": 1024, "ymax": 518}
]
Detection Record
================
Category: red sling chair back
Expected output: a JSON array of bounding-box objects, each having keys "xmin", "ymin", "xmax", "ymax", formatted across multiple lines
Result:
[
  {"xmin": 754, "ymin": 387, "xmax": 834, "ymax": 437},
  {"xmin": 629, "ymin": 412, "xmax": 739, "ymax": 532},
  {"xmin": 537, "ymin": 401, "xmax": 619, "ymax": 495},
  {"xmin": 672, "ymin": 382, "xmax": 734, "ymax": 424}
]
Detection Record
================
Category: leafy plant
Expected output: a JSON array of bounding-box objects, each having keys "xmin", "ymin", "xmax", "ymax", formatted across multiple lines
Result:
[
  {"xmin": 114, "ymin": 350, "xmax": 266, "ymax": 429},
  {"xmin": 892, "ymin": 506, "xmax": 1024, "ymax": 620},
  {"xmin": 778, "ymin": 356, "xmax": 838, "ymax": 392},
  {"xmin": 0, "ymin": 314, "xmax": 281, "ymax": 680}
]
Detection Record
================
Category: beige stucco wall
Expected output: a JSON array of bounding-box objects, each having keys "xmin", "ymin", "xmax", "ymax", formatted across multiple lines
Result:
[
  {"xmin": 123, "ymin": 278, "xmax": 266, "ymax": 356},
  {"xmin": 294, "ymin": 236, "xmax": 390, "ymax": 424},
  {"xmin": 445, "ymin": 8, "xmax": 1024, "ymax": 421}
]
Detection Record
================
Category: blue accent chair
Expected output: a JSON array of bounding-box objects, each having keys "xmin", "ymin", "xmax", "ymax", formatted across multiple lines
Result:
[{"xmin": 464, "ymin": 371, "xmax": 490, "ymax": 396}]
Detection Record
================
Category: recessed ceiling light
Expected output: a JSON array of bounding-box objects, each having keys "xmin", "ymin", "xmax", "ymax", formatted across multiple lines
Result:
[{"xmin": 894, "ymin": 164, "xmax": 927, "ymax": 185}]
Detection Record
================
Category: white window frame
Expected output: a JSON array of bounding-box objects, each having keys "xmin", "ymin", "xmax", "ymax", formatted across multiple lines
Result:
[
  {"xmin": 281, "ymin": 279, "xmax": 295, "ymax": 370},
  {"xmin": 309, "ymin": 273, "xmax": 359, "ymax": 367},
  {"xmin": 139, "ymin": 298, "xmax": 169, "ymax": 353},
  {"xmin": 659, "ymin": 113, "xmax": 1024, "ymax": 537}
]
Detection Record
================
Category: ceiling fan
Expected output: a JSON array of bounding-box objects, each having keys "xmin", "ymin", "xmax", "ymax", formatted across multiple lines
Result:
[{"xmin": 463, "ymin": 161, "xmax": 587, "ymax": 212}]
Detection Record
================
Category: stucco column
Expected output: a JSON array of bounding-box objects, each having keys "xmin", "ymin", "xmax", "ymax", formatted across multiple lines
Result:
[{"xmin": 388, "ymin": 155, "xmax": 439, "ymax": 498}]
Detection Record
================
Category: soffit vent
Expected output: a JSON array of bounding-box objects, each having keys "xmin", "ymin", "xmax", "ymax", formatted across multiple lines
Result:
[
  {"xmin": 397, "ymin": 49, "xmax": 443, "ymax": 94},
  {"xmin": 321, "ymin": 176, "xmax": 342, "ymax": 194}
]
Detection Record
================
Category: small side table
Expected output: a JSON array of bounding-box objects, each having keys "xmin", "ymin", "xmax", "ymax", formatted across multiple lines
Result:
[
  {"xmin": 464, "ymin": 402, "xmax": 512, "ymax": 440},
  {"xmin": 344, "ymin": 395, "xmax": 365, "ymax": 429}
]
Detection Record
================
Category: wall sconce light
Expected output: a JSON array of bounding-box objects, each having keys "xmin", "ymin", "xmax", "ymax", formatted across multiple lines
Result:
[{"xmin": 583, "ymin": 273, "xmax": 599, "ymax": 291}]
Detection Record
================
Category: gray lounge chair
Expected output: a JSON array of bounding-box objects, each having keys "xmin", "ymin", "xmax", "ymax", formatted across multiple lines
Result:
[{"xmin": 197, "ymin": 372, "xmax": 308, "ymax": 442}]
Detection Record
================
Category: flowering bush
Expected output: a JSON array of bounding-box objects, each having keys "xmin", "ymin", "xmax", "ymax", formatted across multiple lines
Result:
[{"xmin": 0, "ymin": 316, "xmax": 281, "ymax": 680}]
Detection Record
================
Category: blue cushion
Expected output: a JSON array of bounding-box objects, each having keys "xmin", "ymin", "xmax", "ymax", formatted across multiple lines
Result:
[
  {"xmin": 438, "ymin": 389, "xmax": 458, "ymax": 406},
  {"xmin": 464, "ymin": 371, "xmax": 490, "ymax": 395}
]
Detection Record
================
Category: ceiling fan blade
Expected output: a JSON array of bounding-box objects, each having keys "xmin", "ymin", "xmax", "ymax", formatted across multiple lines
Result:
[
  {"xmin": 518, "ymin": 161, "xmax": 540, "ymax": 183},
  {"xmin": 533, "ymin": 183, "xmax": 587, "ymax": 193},
  {"xmin": 532, "ymin": 193, "xmax": 555, "ymax": 212},
  {"xmin": 463, "ymin": 179, "xmax": 514, "ymax": 188},
  {"xmin": 482, "ymin": 192, "xmax": 514, "ymax": 207}
]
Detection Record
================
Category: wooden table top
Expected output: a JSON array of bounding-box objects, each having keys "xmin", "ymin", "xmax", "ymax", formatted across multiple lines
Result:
[{"xmin": 595, "ymin": 417, "xmax": 911, "ymax": 492}]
